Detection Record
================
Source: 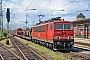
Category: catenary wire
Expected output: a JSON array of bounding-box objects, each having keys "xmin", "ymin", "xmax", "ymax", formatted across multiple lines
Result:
[
  {"xmin": 2, "ymin": 0, "xmax": 8, "ymax": 7},
  {"xmin": 16, "ymin": 0, "xmax": 34, "ymax": 20}
]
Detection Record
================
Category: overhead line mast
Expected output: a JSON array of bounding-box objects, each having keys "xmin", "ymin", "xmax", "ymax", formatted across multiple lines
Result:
[{"xmin": 0, "ymin": 1, "xmax": 3, "ymax": 32}]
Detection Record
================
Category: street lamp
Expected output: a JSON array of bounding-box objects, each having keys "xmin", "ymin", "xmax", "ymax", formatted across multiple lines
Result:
[
  {"xmin": 51, "ymin": 9, "xmax": 65, "ymax": 12},
  {"xmin": 77, "ymin": 9, "xmax": 90, "ymax": 12},
  {"xmin": 28, "ymin": 9, "xmax": 36, "ymax": 10},
  {"xmin": 50, "ymin": 9, "xmax": 65, "ymax": 16},
  {"xmin": 85, "ymin": 9, "xmax": 90, "ymax": 11}
]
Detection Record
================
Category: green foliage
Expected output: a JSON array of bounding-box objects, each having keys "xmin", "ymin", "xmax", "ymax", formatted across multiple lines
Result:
[
  {"xmin": 21, "ymin": 39, "xmax": 69, "ymax": 60},
  {"xmin": 0, "ymin": 28, "xmax": 8, "ymax": 38},
  {"xmin": 2, "ymin": 39, "xmax": 12, "ymax": 46},
  {"xmin": 0, "ymin": 32, "xmax": 3, "ymax": 38},
  {"xmin": 26, "ymin": 27, "xmax": 30, "ymax": 30},
  {"xmin": 3, "ymin": 32, "xmax": 7, "ymax": 37}
]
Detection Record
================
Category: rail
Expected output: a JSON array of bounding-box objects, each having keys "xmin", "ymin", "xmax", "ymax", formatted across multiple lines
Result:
[
  {"xmin": 10, "ymin": 36, "xmax": 46, "ymax": 60},
  {"xmin": 0, "ymin": 43, "xmax": 22, "ymax": 60},
  {"xmin": 10, "ymin": 37, "xmax": 28, "ymax": 60}
]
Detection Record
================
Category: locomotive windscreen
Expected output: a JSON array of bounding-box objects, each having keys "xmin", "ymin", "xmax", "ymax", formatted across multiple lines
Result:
[
  {"xmin": 55, "ymin": 24, "xmax": 73, "ymax": 30},
  {"xmin": 55, "ymin": 24, "xmax": 63, "ymax": 30}
]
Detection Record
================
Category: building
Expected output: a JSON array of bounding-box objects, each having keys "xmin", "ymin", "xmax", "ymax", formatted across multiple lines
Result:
[
  {"xmin": 74, "ymin": 13, "xmax": 90, "ymax": 39},
  {"xmin": 76, "ymin": 13, "xmax": 85, "ymax": 21}
]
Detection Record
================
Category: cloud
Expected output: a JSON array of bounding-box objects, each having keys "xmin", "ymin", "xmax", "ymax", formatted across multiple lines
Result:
[
  {"xmin": 2, "ymin": 0, "xmax": 90, "ymax": 29},
  {"xmin": 12, "ymin": 0, "xmax": 18, "ymax": 2}
]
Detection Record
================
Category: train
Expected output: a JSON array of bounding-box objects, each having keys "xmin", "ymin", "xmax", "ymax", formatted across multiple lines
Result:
[{"xmin": 11, "ymin": 17, "xmax": 74, "ymax": 51}]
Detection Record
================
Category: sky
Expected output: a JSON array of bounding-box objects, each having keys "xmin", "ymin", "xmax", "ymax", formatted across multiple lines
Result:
[{"xmin": 1, "ymin": 0, "xmax": 90, "ymax": 30}]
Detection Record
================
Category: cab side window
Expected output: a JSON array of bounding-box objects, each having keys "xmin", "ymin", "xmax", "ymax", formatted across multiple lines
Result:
[{"xmin": 50, "ymin": 24, "xmax": 52, "ymax": 30}]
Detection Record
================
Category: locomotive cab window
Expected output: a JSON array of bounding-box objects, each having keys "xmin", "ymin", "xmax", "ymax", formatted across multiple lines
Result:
[
  {"xmin": 64, "ymin": 24, "xmax": 73, "ymax": 30},
  {"xmin": 34, "ymin": 26, "xmax": 45, "ymax": 32},
  {"xmin": 55, "ymin": 23, "xmax": 73, "ymax": 30},
  {"xmin": 55, "ymin": 24, "xmax": 63, "ymax": 30},
  {"xmin": 50, "ymin": 24, "xmax": 52, "ymax": 30}
]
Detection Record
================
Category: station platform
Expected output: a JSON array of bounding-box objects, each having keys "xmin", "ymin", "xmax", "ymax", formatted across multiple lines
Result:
[{"xmin": 74, "ymin": 38, "xmax": 90, "ymax": 45}]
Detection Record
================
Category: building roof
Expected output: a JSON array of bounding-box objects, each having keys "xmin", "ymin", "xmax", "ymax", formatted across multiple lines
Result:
[
  {"xmin": 76, "ymin": 13, "xmax": 85, "ymax": 18},
  {"xmin": 73, "ymin": 18, "xmax": 90, "ymax": 26}
]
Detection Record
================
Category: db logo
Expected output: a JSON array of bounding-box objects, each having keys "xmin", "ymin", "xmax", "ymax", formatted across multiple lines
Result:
[{"xmin": 38, "ymin": 33, "xmax": 40, "ymax": 37}]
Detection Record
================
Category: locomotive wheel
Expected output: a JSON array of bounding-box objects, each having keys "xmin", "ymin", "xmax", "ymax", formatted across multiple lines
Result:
[
  {"xmin": 33, "ymin": 39, "xmax": 35, "ymax": 42},
  {"xmin": 43, "ymin": 41, "xmax": 45, "ymax": 46},
  {"xmin": 36, "ymin": 40, "xmax": 39, "ymax": 44},
  {"xmin": 31, "ymin": 39, "xmax": 34, "ymax": 42},
  {"xmin": 38, "ymin": 41, "xmax": 41, "ymax": 45},
  {"xmin": 50, "ymin": 44, "xmax": 53, "ymax": 49},
  {"xmin": 34, "ymin": 39, "xmax": 37, "ymax": 44},
  {"xmin": 45, "ymin": 42, "xmax": 49, "ymax": 48},
  {"xmin": 35, "ymin": 39, "xmax": 38, "ymax": 44},
  {"xmin": 35, "ymin": 40, "xmax": 38, "ymax": 44},
  {"xmin": 41, "ymin": 41, "xmax": 44, "ymax": 45},
  {"xmin": 42, "ymin": 41, "xmax": 45, "ymax": 46},
  {"xmin": 48, "ymin": 43, "xmax": 53, "ymax": 49}
]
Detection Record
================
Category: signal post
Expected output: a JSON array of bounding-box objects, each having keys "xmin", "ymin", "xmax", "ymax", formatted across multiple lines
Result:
[
  {"xmin": 6, "ymin": 8, "xmax": 10, "ymax": 33},
  {"xmin": 6, "ymin": 8, "xmax": 10, "ymax": 41}
]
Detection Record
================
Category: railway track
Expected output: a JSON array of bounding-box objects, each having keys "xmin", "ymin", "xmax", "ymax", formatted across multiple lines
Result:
[
  {"xmin": 0, "ymin": 43, "xmax": 22, "ymax": 60},
  {"xmin": 61, "ymin": 51, "xmax": 90, "ymax": 60},
  {"xmin": 10, "ymin": 36, "xmax": 47, "ymax": 60},
  {"xmin": 74, "ymin": 43, "xmax": 90, "ymax": 50},
  {"xmin": 55, "ymin": 46, "xmax": 90, "ymax": 60},
  {"xmin": 13, "ymin": 35, "xmax": 90, "ymax": 60}
]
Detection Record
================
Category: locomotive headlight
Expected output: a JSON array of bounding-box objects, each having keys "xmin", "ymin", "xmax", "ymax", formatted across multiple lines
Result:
[
  {"xmin": 54, "ymin": 36, "xmax": 57, "ymax": 39},
  {"xmin": 68, "ymin": 36, "xmax": 74, "ymax": 39},
  {"xmin": 54, "ymin": 36, "xmax": 60, "ymax": 39},
  {"xmin": 57, "ymin": 36, "xmax": 60, "ymax": 39}
]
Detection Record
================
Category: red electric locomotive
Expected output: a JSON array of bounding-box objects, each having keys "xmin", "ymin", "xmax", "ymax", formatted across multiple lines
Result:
[{"xmin": 32, "ymin": 17, "xmax": 74, "ymax": 50}]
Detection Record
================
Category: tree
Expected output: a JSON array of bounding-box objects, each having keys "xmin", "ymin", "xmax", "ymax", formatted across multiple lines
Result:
[
  {"xmin": 3, "ymin": 32, "xmax": 7, "ymax": 37},
  {"xmin": 26, "ymin": 27, "xmax": 30, "ymax": 30}
]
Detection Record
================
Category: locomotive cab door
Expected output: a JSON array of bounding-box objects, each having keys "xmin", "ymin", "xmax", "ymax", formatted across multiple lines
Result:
[{"xmin": 46, "ymin": 23, "xmax": 53, "ymax": 43}]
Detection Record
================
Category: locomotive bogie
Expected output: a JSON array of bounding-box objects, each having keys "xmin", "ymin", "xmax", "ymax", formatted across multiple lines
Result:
[{"xmin": 53, "ymin": 39, "xmax": 74, "ymax": 50}]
